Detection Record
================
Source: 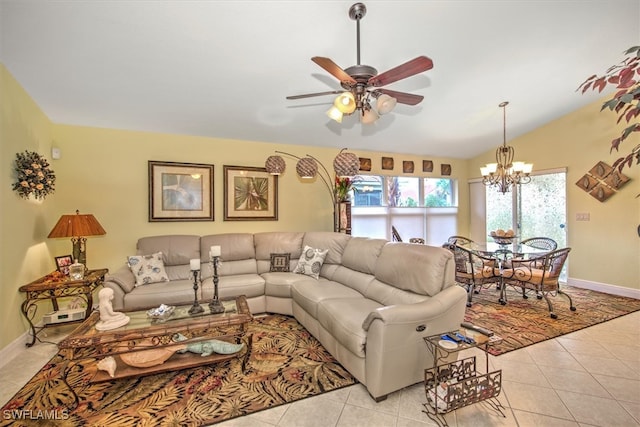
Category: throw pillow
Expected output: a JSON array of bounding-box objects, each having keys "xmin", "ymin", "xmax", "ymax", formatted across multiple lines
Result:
[
  {"xmin": 294, "ymin": 245, "xmax": 328, "ymax": 279},
  {"xmin": 128, "ymin": 252, "xmax": 170, "ymax": 287},
  {"xmin": 270, "ymin": 253, "xmax": 291, "ymax": 272}
]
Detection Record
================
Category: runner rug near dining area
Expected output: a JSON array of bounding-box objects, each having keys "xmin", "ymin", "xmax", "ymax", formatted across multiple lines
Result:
[
  {"xmin": 0, "ymin": 315, "xmax": 356, "ymax": 427},
  {"xmin": 464, "ymin": 285, "xmax": 640, "ymax": 356}
]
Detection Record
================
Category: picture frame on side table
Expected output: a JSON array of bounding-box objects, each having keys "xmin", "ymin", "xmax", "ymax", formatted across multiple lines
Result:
[
  {"xmin": 148, "ymin": 161, "xmax": 214, "ymax": 222},
  {"xmin": 55, "ymin": 255, "xmax": 73, "ymax": 276},
  {"xmin": 224, "ymin": 165, "xmax": 278, "ymax": 221}
]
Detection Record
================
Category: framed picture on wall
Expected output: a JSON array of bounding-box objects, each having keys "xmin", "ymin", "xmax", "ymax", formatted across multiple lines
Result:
[
  {"xmin": 148, "ymin": 161, "xmax": 214, "ymax": 222},
  {"xmin": 223, "ymin": 165, "xmax": 278, "ymax": 221}
]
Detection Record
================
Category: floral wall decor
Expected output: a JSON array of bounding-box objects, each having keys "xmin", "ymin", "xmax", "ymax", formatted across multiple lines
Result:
[{"xmin": 12, "ymin": 150, "xmax": 56, "ymax": 200}]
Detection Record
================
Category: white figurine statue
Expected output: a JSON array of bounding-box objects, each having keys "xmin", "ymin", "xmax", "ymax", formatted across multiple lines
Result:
[{"xmin": 95, "ymin": 288, "xmax": 130, "ymax": 331}]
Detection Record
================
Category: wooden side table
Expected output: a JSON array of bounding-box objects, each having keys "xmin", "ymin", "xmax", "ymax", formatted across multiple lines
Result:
[{"xmin": 19, "ymin": 268, "xmax": 108, "ymax": 347}]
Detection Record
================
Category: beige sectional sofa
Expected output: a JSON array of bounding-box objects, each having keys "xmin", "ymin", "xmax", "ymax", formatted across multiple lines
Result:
[{"xmin": 103, "ymin": 231, "xmax": 467, "ymax": 400}]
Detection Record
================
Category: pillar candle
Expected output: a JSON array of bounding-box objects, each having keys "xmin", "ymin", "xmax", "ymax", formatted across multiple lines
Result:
[
  {"xmin": 190, "ymin": 258, "xmax": 200, "ymax": 271},
  {"xmin": 210, "ymin": 245, "xmax": 221, "ymax": 257}
]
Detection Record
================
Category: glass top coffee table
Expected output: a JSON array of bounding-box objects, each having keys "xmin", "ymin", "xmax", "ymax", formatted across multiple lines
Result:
[{"xmin": 59, "ymin": 295, "xmax": 252, "ymax": 384}]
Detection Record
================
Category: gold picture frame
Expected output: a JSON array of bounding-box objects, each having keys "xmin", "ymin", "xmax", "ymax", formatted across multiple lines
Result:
[
  {"xmin": 148, "ymin": 161, "xmax": 214, "ymax": 222},
  {"xmin": 223, "ymin": 165, "xmax": 278, "ymax": 221}
]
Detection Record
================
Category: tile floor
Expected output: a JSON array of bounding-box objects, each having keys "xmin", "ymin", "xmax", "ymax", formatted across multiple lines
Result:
[{"xmin": 1, "ymin": 311, "xmax": 639, "ymax": 426}]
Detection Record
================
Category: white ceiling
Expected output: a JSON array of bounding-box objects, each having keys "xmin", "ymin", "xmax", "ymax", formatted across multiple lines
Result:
[{"xmin": 2, "ymin": 1, "xmax": 639, "ymax": 159}]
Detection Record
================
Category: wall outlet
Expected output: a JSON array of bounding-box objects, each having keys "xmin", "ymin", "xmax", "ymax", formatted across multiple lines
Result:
[{"xmin": 576, "ymin": 212, "xmax": 590, "ymax": 221}]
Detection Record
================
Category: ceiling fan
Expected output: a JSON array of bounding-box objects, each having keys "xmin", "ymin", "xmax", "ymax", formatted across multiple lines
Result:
[{"xmin": 286, "ymin": 2, "xmax": 434, "ymax": 124}]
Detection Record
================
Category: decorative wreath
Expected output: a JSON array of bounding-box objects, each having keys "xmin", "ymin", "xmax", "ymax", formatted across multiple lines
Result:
[{"xmin": 12, "ymin": 150, "xmax": 56, "ymax": 200}]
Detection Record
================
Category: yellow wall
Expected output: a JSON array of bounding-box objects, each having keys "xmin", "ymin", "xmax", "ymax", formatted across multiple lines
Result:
[
  {"xmin": 1, "ymin": 65, "xmax": 55, "ymax": 349},
  {"xmin": 469, "ymin": 98, "xmax": 640, "ymax": 289}
]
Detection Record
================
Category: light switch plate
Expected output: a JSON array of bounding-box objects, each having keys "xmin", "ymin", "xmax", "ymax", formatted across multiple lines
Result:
[{"xmin": 51, "ymin": 147, "xmax": 61, "ymax": 159}]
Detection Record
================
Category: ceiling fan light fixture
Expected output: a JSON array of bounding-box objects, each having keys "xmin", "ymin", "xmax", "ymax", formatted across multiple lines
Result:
[
  {"xmin": 361, "ymin": 107, "xmax": 379, "ymax": 124},
  {"xmin": 265, "ymin": 155, "xmax": 286, "ymax": 175},
  {"xmin": 334, "ymin": 91, "xmax": 357, "ymax": 114},
  {"xmin": 376, "ymin": 94, "xmax": 397, "ymax": 115},
  {"xmin": 296, "ymin": 157, "xmax": 318, "ymax": 179},
  {"xmin": 326, "ymin": 105, "xmax": 344, "ymax": 123}
]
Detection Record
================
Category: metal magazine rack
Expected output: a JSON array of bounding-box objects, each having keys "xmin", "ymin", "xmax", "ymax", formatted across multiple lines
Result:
[{"xmin": 422, "ymin": 329, "xmax": 506, "ymax": 426}]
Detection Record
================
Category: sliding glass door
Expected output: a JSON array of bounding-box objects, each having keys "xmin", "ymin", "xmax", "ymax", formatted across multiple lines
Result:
[{"xmin": 485, "ymin": 169, "xmax": 567, "ymax": 246}]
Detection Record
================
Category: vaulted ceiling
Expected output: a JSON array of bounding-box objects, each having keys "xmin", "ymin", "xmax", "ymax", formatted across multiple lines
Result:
[{"xmin": 2, "ymin": 1, "xmax": 638, "ymax": 159}]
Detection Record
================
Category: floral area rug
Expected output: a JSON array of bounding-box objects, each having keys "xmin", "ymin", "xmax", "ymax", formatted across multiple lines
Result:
[
  {"xmin": 0, "ymin": 315, "xmax": 356, "ymax": 426},
  {"xmin": 464, "ymin": 285, "xmax": 640, "ymax": 356}
]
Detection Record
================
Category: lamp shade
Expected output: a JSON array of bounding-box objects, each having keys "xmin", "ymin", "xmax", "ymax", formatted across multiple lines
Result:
[
  {"xmin": 265, "ymin": 155, "xmax": 286, "ymax": 175},
  {"xmin": 361, "ymin": 108, "xmax": 379, "ymax": 124},
  {"xmin": 296, "ymin": 157, "xmax": 318, "ymax": 179},
  {"xmin": 334, "ymin": 92, "xmax": 357, "ymax": 114},
  {"xmin": 333, "ymin": 151, "xmax": 360, "ymax": 177},
  {"xmin": 48, "ymin": 210, "xmax": 106, "ymax": 238},
  {"xmin": 326, "ymin": 106, "xmax": 343, "ymax": 123},
  {"xmin": 376, "ymin": 94, "xmax": 397, "ymax": 115}
]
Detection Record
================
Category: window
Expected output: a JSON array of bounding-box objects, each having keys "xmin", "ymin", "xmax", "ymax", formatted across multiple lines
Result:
[{"xmin": 351, "ymin": 174, "xmax": 458, "ymax": 244}]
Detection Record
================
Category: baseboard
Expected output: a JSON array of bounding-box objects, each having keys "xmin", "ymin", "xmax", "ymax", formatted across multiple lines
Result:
[
  {"xmin": 568, "ymin": 277, "xmax": 640, "ymax": 299},
  {"xmin": 0, "ymin": 330, "xmax": 30, "ymax": 370}
]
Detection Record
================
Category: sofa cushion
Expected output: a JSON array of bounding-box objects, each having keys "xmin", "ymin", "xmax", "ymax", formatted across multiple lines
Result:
[
  {"xmin": 201, "ymin": 234, "xmax": 257, "ymax": 278},
  {"xmin": 270, "ymin": 253, "xmax": 291, "ymax": 272},
  {"xmin": 341, "ymin": 237, "xmax": 387, "ymax": 275},
  {"xmin": 316, "ymin": 297, "xmax": 382, "ymax": 358},
  {"xmin": 294, "ymin": 246, "xmax": 328, "ymax": 279},
  {"xmin": 201, "ymin": 274, "xmax": 265, "ymax": 300},
  {"xmin": 291, "ymin": 279, "xmax": 363, "ymax": 318},
  {"xmin": 123, "ymin": 279, "xmax": 195, "ymax": 310},
  {"xmin": 262, "ymin": 272, "xmax": 317, "ymax": 298},
  {"xmin": 375, "ymin": 243, "xmax": 454, "ymax": 296},
  {"xmin": 302, "ymin": 232, "xmax": 351, "ymax": 266},
  {"xmin": 127, "ymin": 252, "xmax": 170, "ymax": 287},
  {"xmin": 137, "ymin": 235, "xmax": 200, "ymax": 281},
  {"xmin": 254, "ymin": 232, "xmax": 304, "ymax": 273}
]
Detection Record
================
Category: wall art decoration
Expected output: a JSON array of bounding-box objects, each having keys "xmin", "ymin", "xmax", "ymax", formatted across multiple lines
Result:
[
  {"xmin": 224, "ymin": 165, "xmax": 278, "ymax": 221},
  {"xmin": 148, "ymin": 161, "xmax": 214, "ymax": 221},
  {"xmin": 382, "ymin": 157, "xmax": 394, "ymax": 170},
  {"xmin": 422, "ymin": 160, "xmax": 433, "ymax": 172},
  {"xmin": 576, "ymin": 160, "xmax": 630, "ymax": 202},
  {"xmin": 403, "ymin": 161, "xmax": 414, "ymax": 173},
  {"xmin": 12, "ymin": 150, "xmax": 56, "ymax": 200},
  {"xmin": 359, "ymin": 157, "xmax": 372, "ymax": 172},
  {"xmin": 441, "ymin": 164, "xmax": 452, "ymax": 176}
]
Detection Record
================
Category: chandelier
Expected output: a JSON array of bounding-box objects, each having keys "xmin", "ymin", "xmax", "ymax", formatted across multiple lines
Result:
[{"xmin": 480, "ymin": 101, "xmax": 533, "ymax": 194}]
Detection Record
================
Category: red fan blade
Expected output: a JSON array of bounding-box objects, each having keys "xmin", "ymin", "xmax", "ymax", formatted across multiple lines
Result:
[
  {"xmin": 286, "ymin": 90, "xmax": 343, "ymax": 100},
  {"xmin": 376, "ymin": 89, "xmax": 424, "ymax": 105},
  {"xmin": 312, "ymin": 57, "xmax": 357, "ymax": 85},
  {"xmin": 368, "ymin": 56, "xmax": 434, "ymax": 87}
]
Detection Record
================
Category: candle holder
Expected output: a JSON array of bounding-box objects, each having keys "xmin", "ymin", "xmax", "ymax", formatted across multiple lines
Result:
[
  {"xmin": 188, "ymin": 269, "xmax": 204, "ymax": 315},
  {"xmin": 209, "ymin": 255, "xmax": 225, "ymax": 314}
]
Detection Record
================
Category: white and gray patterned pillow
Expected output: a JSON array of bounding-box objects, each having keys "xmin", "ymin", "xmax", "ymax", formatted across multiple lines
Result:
[
  {"xmin": 294, "ymin": 245, "xmax": 328, "ymax": 280},
  {"xmin": 128, "ymin": 252, "xmax": 170, "ymax": 287}
]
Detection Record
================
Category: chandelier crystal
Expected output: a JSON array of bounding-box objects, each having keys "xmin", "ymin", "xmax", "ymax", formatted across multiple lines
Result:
[{"xmin": 480, "ymin": 101, "xmax": 533, "ymax": 194}]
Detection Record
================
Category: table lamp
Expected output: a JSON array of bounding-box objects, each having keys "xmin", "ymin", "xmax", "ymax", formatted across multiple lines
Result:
[{"xmin": 48, "ymin": 210, "xmax": 106, "ymax": 266}]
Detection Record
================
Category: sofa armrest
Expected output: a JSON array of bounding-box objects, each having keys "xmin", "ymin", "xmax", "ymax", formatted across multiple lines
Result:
[
  {"xmin": 361, "ymin": 285, "xmax": 467, "ymax": 400},
  {"xmin": 104, "ymin": 265, "xmax": 136, "ymax": 294},
  {"xmin": 362, "ymin": 285, "xmax": 467, "ymax": 331}
]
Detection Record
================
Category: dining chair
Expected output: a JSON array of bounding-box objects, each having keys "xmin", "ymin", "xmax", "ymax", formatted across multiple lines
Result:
[
  {"xmin": 446, "ymin": 235, "xmax": 476, "ymax": 246},
  {"xmin": 391, "ymin": 226, "xmax": 402, "ymax": 242},
  {"xmin": 520, "ymin": 237, "xmax": 558, "ymax": 252},
  {"xmin": 499, "ymin": 247, "xmax": 575, "ymax": 319},
  {"xmin": 442, "ymin": 243, "xmax": 500, "ymax": 307}
]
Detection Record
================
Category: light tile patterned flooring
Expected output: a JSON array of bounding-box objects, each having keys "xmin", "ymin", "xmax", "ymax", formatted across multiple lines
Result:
[{"xmin": 1, "ymin": 311, "xmax": 638, "ymax": 426}]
